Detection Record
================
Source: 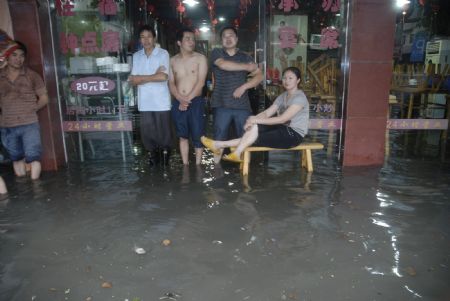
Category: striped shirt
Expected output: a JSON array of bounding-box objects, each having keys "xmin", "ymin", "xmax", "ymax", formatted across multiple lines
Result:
[
  {"xmin": 210, "ymin": 48, "xmax": 253, "ymax": 110},
  {"xmin": 0, "ymin": 67, "xmax": 46, "ymax": 127}
]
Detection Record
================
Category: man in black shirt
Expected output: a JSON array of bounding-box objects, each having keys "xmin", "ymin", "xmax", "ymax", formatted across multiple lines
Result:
[{"xmin": 209, "ymin": 26, "xmax": 263, "ymax": 163}]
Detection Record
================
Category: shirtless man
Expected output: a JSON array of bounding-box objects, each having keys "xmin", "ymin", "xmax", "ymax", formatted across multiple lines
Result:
[{"xmin": 169, "ymin": 28, "xmax": 208, "ymax": 165}]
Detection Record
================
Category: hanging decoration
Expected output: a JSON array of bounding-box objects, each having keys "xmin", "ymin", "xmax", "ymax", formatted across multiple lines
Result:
[
  {"xmin": 138, "ymin": 0, "xmax": 146, "ymax": 10},
  {"xmin": 240, "ymin": 0, "xmax": 252, "ymax": 13},
  {"xmin": 147, "ymin": 4, "xmax": 156, "ymax": 14},
  {"xmin": 231, "ymin": 0, "xmax": 252, "ymax": 29},
  {"xmin": 205, "ymin": 0, "xmax": 217, "ymax": 30},
  {"xmin": 278, "ymin": 0, "xmax": 299, "ymax": 13},
  {"xmin": 430, "ymin": 0, "xmax": 440, "ymax": 13},
  {"xmin": 176, "ymin": 1, "xmax": 186, "ymax": 22}
]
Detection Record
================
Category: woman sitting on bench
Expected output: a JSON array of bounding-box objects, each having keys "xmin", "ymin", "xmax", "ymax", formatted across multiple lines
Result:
[{"xmin": 202, "ymin": 66, "xmax": 309, "ymax": 163}]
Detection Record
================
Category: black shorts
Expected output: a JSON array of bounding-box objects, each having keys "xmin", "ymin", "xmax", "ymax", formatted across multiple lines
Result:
[{"xmin": 253, "ymin": 124, "xmax": 304, "ymax": 149}]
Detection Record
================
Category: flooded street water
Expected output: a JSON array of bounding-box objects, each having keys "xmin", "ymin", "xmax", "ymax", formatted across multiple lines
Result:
[{"xmin": 0, "ymin": 132, "xmax": 449, "ymax": 301}]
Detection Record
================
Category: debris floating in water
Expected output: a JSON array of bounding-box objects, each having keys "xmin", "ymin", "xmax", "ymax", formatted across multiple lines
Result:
[
  {"xmin": 159, "ymin": 292, "xmax": 181, "ymax": 300},
  {"xmin": 246, "ymin": 235, "xmax": 257, "ymax": 246},
  {"xmin": 162, "ymin": 239, "xmax": 171, "ymax": 246},
  {"xmin": 101, "ymin": 281, "xmax": 112, "ymax": 288},
  {"xmin": 134, "ymin": 246, "xmax": 146, "ymax": 255}
]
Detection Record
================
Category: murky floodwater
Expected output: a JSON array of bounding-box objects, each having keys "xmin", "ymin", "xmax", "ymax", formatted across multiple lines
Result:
[{"xmin": 0, "ymin": 131, "xmax": 449, "ymax": 301}]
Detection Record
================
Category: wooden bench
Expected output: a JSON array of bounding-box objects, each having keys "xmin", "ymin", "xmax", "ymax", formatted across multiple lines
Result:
[{"xmin": 238, "ymin": 142, "xmax": 324, "ymax": 175}]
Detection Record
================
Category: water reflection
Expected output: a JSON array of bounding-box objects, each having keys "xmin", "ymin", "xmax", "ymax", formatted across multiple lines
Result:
[{"xmin": 0, "ymin": 133, "xmax": 449, "ymax": 300}]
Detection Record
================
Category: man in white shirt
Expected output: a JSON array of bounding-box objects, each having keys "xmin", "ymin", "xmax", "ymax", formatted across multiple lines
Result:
[{"xmin": 129, "ymin": 25, "xmax": 173, "ymax": 166}]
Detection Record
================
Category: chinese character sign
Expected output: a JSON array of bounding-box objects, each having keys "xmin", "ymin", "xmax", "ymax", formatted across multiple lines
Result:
[
  {"xmin": 70, "ymin": 77, "xmax": 116, "ymax": 95},
  {"xmin": 56, "ymin": 0, "xmax": 119, "ymax": 17},
  {"xmin": 278, "ymin": 25, "xmax": 298, "ymax": 49},
  {"xmin": 102, "ymin": 31, "xmax": 120, "ymax": 52},
  {"xmin": 278, "ymin": 0, "xmax": 299, "ymax": 13},
  {"xmin": 81, "ymin": 32, "xmax": 100, "ymax": 54},
  {"xmin": 322, "ymin": 0, "xmax": 340, "ymax": 12},
  {"xmin": 63, "ymin": 121, "xmax": 133, "ymax": 132},
  {"xmin": 59, "ymin": 31, "xmax": 120, "ymax": 55},
  {"xmin": 56, "ymin": 0, "xmax": 75, "ymax": 16},
  {"xmin": 320, "ymin": 27, "xmax": 339, "ymax": 49},
  {"xmin": 59, "ymin": 32, "xmax": 78, "ymax": 54},
  {"xmin": 98, "ymin": 0, "xmax": 118, "ymax": 16}
]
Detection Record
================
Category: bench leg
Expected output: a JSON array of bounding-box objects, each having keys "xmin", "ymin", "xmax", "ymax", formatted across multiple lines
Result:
[
  {"xmin": 242, "ymin": 151, "xmax": 251, "ymax": 175},
  {"xmin": 301, "ymin": 150, "xmax": 307, "ymax": 168},
  {"xmin": 305, "ymin": 149, "xmax": 313, "ymax": 172}
]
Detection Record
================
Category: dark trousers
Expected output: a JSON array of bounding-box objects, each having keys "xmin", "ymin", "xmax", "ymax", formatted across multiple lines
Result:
[{"xmin": 140, "ymin": 111, "xmax": 173, "ymax": 151}]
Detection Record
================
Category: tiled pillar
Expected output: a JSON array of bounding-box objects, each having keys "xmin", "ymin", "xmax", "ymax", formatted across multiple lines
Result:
[
  {"xmin": 8, "ymin": 0, "xmax": 65, "ymax": 171},
  {"xmin": 342, "ymin": 0, "xmax": 396, "ymax": 166}
]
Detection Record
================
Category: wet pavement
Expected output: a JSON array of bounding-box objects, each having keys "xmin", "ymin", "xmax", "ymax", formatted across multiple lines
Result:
[{"xmin": 0, "ymin": 132, "xmax": 449, "ymax": 301}]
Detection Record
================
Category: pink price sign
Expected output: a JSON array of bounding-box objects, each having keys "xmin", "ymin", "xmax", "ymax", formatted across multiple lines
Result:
[
  {"xmin": 70, "ymin": 77, "xmax": 115, "ymax": 95},
  {"xmin": 63, "ymin": 121, "xmax": 132, "ymax": 132}
]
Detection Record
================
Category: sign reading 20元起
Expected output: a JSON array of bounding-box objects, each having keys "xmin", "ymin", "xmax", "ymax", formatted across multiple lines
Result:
[{"xmin": 70, "ymin": 77, "xmax": 116, "ymax": 95}]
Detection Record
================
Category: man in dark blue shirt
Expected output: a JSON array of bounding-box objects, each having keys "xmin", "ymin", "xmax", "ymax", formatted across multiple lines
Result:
[{"xmin": 209, "ymin": 26, "xmax": 263, "ymax": 163}]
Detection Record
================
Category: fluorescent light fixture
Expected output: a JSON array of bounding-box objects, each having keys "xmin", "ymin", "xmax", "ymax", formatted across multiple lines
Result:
[
  {"xmin": 199, "ymin": 26, "xmax": 210, "ymax": 33},
  {"xmin": 183, "ymin": 0, "xmax": 199, "ymax": 7},
  {"xmin": 395, "ymin": 0, "xmax": 410, "ymax": 8},
  {"xmin": 218, "ymin": 16, "xmax": 225, "ymax": 22}
]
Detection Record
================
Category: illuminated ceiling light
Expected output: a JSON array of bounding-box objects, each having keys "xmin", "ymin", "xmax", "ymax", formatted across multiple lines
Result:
[
  {"xmin": 183, "ymin": 0, "xmax": 199, "ymax": 7},
  {"xmin": 218, "ymin": 16, "xmax": 225, "ymax": 22},
  {"xmin": 395, "ymin": 0, "xmax": 410, "ymax": 8},
  {"xmin": 199, "ymin": 26, "xmax": 210, "ymax": 32}
]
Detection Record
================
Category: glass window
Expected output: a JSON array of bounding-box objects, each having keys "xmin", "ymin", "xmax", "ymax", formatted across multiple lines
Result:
[
  {"xmin": 52, "ymin": 0, "xmax": 133, "ymax": 162},
  {"xmin": 266, "ymin": 0, "xmax": 345, "ymax": 150},
  {"xmin": 388, "ymin": 0, "xmax": 449, "ymax": 158}
]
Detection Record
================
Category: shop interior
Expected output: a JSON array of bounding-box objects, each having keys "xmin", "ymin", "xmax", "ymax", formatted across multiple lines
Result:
[
  {"xmin": 388, "ymin": 0, "xmax": 449, "ymax": 159},
  {"xmin": 55, "ymin": 0, "xmax": 449, "ymax": 162},
  {"xmin": 55, "ymin": 0, "xmax": 344, "ymax": 162}
]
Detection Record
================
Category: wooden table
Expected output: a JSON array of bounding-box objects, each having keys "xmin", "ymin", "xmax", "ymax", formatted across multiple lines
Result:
[{"xmin": 390, "ymin": 86, "xmax": 428, "ymax": 119}]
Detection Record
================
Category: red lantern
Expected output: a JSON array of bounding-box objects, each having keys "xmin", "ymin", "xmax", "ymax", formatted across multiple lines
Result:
[
  {"xmin": 177, "ymin": 3, "xmax": 186, "ymax": 13},
  {"xmin": 147, "ymin": 4, "xmax": 155, "ymax": 14}
]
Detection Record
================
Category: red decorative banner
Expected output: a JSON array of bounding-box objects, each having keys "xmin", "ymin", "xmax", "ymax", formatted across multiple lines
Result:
[
  {"xmin": 63, "ymin": 121, "xmax": 132, "ymax": 132},
  {"xmin": 70, "ymin": 77, "xmax": 116, "ymax": 95}
]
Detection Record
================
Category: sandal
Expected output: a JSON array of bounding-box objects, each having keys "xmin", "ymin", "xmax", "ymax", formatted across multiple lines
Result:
[
  {"xmin": 222, "ymin": 152, "xmax": 243, "ymax": 163},
  {"xmin": 201, "ymin": 136, "xmax": 221, "ymax": 155}
]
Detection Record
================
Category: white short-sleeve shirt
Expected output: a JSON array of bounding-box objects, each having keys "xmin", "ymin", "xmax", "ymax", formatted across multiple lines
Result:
[{"xmin": 131, "ymin": 47, "xmax": 171, "ymax": 112}]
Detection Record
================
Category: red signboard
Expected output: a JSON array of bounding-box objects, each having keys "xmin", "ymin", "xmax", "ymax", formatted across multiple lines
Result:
[{"xmin": 70, "ymin": 77, "xmax": 115, "ymax": 95}]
